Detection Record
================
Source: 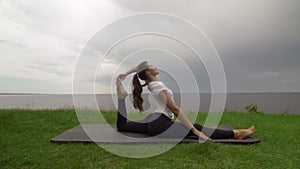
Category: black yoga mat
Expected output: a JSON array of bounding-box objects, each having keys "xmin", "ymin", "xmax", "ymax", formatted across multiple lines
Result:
[{"xmin": 51, "ymin": 124, "xmax": 260, "ymax": 144}]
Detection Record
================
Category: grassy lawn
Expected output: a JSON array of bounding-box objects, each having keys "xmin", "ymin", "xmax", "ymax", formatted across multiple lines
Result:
[{"xmin": 0, "ymin": 109, "xmax": 299, "ymax": 169}]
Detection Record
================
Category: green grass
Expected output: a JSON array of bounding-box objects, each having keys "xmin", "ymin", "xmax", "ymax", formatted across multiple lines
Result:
[{"xmin": 0, "ymin": 109, "xmax": 299, "ymax": 169}]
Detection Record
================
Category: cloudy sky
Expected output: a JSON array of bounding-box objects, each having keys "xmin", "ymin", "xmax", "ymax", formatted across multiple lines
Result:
[{"xmin": 1, "ymin": 0, "xmax": 299, "ymax": 94}]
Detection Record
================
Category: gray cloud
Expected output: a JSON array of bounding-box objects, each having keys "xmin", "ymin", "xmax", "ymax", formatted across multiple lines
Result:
[
  {"xmin": 0, "ymin": 40, "xmax": 27, "ymax": 47},
  {"xmin": 1, "ymin": 0, "xmax": 299, "ymax": 93},
  {"xmin": 108, "ymin": 0, "xmax": 300, "ymax": 92}
]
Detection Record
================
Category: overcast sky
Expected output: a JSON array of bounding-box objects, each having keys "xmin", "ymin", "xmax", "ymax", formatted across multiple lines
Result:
[{"xmin": 1, "ymin": 0, "xmax": 299, "ymax": 94}]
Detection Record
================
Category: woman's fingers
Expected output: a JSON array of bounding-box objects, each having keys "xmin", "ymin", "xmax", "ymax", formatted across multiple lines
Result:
[
  {"xmin": 198, "ymin": 132, "xmax": 211, "ymax": 141},
  {"xmin": 192, "ymin": 127, "xmax": 212, "ymax": 141}
]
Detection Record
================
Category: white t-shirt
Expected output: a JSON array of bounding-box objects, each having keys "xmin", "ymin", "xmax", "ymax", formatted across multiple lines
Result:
[{"xmin": 148, "ymin": 81, "xmax": 174, "ymax": 119}]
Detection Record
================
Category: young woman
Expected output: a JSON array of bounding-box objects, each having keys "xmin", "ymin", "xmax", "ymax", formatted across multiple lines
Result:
[{"xmin": 116, "ymin": 61, "xmax": 255, "ymax": 141}]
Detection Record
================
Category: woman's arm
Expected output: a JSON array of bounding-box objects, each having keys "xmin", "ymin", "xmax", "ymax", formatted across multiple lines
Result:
[
  {"xmin": 119, "ymin": 61, "xmax": 148, "ymax": 80},
  {"xmin": 124, "ymin": 65, "xmax": 138, "ymax": 76},
  {"xmin": 158, "ymin": 90, "xmax": 211, "ymax": 141},
  {"xmin": 117, "ymin": 65, "xmax": 139, "ymax": 81}
]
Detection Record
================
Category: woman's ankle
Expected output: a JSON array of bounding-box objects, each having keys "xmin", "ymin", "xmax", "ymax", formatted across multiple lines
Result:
[{"xmin": 116, "ymin": 85, "xmax": 128, "ymax": 99}]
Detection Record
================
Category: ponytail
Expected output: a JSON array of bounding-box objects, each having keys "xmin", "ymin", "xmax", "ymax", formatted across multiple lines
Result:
[{"xmin": 132, "ymin": 74, "xmax": 148, "ymax": 112}]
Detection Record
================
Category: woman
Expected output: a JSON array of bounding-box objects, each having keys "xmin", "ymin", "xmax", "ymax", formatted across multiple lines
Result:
[{"xmin": 116, "ymin": 61, "xmax": 255, "ymax": 141}]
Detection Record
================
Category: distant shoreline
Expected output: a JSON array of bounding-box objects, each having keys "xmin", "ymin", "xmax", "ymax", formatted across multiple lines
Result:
[{"xmin": 1, "ymin": 93, "xmax": 300, "ymax": 114}]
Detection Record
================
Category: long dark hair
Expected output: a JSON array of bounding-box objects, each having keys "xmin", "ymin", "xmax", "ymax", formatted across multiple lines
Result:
[{"xmin": 132, "ymin": 70, "xmax": 148, "ymax": 112}]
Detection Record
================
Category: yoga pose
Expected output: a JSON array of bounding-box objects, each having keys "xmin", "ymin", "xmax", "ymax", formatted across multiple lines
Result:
[{"xmin": 116, "ymin": 61, "xmax": 255, "ymax": 141}]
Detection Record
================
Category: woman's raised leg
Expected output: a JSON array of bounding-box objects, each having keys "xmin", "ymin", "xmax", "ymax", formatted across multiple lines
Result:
[{"xmin": 116, "ymin": 77, "xmax": 147, "ymax": 134}]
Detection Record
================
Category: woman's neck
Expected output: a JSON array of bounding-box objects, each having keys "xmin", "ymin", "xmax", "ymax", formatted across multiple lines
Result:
[{"xmin": 146, "ymin": 76, "xmax": 158, "ymax": 83}]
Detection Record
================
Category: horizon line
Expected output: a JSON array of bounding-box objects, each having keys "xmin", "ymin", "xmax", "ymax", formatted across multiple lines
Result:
[{"xmin": 1, "ymin": 91, "xmax": 300, "ymax": 95}]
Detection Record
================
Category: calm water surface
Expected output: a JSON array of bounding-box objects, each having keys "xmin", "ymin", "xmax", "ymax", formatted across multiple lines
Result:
[{"xmin": 0, "ymin": 93, "xmax": 299, "ymax": 114}]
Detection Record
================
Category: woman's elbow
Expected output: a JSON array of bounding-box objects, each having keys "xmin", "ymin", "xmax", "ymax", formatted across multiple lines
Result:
[{"xmin": 170, "ymin": 107, "xmax": 180, "ymax": 115}]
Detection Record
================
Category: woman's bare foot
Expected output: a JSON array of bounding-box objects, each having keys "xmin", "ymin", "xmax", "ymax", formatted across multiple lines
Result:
[
  {"xmin": 233, "ymin": 126, "xmax": 256, "ymax": 140},
  {"xmin": 116, "ymin": 76, "xmax": 128, "ymax": 99}
]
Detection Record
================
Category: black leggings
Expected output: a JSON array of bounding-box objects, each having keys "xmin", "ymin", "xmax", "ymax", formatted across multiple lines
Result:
[{"xmin": 116, "ymin": 99, "xmax": 234, "ymax": 139}]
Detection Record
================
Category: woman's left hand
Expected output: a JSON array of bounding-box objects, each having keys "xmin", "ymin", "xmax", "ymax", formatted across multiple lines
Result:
[
  {"xmin": 117, "ymin": 73, "xmax": 127, "ymax": 81},
  {"xmin": 192, "ymin": 128, "xmax": 212, "ymax": 141}
]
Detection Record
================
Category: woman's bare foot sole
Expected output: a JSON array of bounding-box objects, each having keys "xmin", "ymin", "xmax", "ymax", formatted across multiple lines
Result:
[
  {"xmin": 233, "ymin": 126, "xmax": 256, "ymax": 140},
  {"xmin": 116, "ymin": 77, "xmax": 128, "ymax": 99}
]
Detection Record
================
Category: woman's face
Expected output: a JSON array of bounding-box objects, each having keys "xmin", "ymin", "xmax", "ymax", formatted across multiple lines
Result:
[{"xmin": 147, "ymin": 64, "xmax": 159, "ymax": 76}]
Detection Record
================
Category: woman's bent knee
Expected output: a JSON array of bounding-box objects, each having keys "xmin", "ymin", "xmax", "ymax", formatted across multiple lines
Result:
[{"xmin": 116, "ymin": 124, "xmax": 125, "ymax": 131}]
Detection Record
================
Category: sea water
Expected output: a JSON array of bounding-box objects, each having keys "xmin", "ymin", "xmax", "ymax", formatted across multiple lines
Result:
[{"xmin": 0, "ymin": 93, "xmax": 299, "ymax": 114}]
